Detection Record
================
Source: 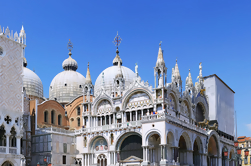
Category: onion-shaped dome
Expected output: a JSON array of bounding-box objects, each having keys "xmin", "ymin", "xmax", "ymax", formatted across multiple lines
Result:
[
  {"xmin": 23, "ymin": 58, "xmax": 44, "ymax": 98},
  {"xmin": 62, "ymin": 56, "xmax": 78, "ymax": 71},
  {"xmin": 94, "ymin": 49, "xmax": 136, "ymax": 95},
  {"xmin": 49, "ymin": 53, "xmax": 85, "ymax": 104}
]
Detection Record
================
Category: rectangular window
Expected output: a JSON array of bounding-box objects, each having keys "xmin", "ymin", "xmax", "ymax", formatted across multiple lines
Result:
[
  {"xmin": 63, "ymin": 143, "xmax": 67, "ymax": 153},
  {"xmin": 63, "ymin": 155, "xmax": 66, "ymax": 164}
]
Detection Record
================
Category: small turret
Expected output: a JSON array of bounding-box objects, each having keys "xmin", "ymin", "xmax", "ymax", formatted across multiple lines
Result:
[
  {"xmin": 156, "ymin": 42, "xmax": 165, "ymax": 67},
  {"xmin": 172, "ymin": 59, "xmax": 182, "ymax": 89},
  {"xmin": 19, "ymin": 25, "xmax": 26, "ymax": 44}
]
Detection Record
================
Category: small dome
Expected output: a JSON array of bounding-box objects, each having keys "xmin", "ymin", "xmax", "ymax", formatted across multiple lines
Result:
[
  {"xmin": 23, "ymin": 67, "xmax": 43, "ymax": 98},
  {"xmin": 62, "ymin": 56, "xmax": 78, "ymax": 71},
  {"xmin": 49, "ymin": 71, "xmax": 86, "ymax": 104},
  {"xmin": 94, "ymin": 66, "xmax": 136, "ymax": 95}
]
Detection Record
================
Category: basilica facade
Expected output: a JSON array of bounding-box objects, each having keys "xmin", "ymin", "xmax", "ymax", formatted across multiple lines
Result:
[{"xmin": 0, "ymin": 26, "xmax": 236, "ymax": 166}]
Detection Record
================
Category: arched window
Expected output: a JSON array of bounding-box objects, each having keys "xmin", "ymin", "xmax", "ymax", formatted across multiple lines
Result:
[
  {"xmin": 58, "ymin": 114, "xmax": 62, "ymax": 126},
  {"xmin": 10, "ymin": 127, "xmax": 16, "ymax": 147},
  {"xmin": 77, "ymin": 118, "xmax": 80, "ymax": 127},
  {"xmin": 51, "ymin": 110, "xmax": 55, "ymax": 124},
  {"xmin": 44, "ymin": 111, "xmax": 48, "ymax": 123},
  {"xmin": 77, "ymin": 107, "xmax": 81, "ymax": 115}
]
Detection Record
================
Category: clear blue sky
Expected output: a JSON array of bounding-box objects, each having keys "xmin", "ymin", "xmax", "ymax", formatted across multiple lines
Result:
[{"xmin": 1, "ymin": 0, "xmax": 251, "ymax": 137}]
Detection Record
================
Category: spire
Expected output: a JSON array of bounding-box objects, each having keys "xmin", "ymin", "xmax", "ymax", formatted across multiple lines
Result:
[
  {"xmin": 67, "ymin": 39, "xmax": 73, "ymax": 56},
  {"xmin": 156, "ymin": 41, "xmax": 165, "ymax": 67},
  {"xmin": 174, "ymin": 59, "xmax": 181, "ymax": 79},
  {"xmin": 186, "ymin": 69, "xmax": 193, "ymax": 87},
  {"xmin": 85, "ymin": 62, "xmax": 92, "ymax": 84}
]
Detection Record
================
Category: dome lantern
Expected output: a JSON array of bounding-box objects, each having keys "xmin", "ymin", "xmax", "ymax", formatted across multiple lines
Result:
[{"xmin": 62, "ymin": 39, "xmax": 78, "ymax": 71}]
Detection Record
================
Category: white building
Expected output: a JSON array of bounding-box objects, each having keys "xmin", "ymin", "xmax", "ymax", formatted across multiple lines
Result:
[
  {"xmin": 0, "ymin": 27, "xmax": 236, "ymax": 166},
  {"xmin": 0, "ymin": 26, "xmax": 26, "ymax": 166}
]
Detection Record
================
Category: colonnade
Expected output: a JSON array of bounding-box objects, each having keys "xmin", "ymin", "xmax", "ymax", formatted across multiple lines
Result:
[{"xmin": 83, "ymin": 107, "xmax": 153, "ymax": 128}]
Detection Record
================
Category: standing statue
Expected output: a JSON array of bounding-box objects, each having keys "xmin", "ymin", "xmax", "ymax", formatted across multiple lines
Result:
[{"xmin": 135, "ymin": 63, "xmax": 138, "ymax": 76}]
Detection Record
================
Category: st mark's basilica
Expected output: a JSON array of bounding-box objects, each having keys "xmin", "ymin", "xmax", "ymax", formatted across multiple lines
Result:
[{"xmin": 0, "ymin": 26, "xmax": 235, "ymax": 166}]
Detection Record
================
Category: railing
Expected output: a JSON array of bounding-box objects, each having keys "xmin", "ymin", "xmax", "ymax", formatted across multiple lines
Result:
[
  {"xmin": 0, "ymin": 146, "xmax": 6, "ymax": 153},
  {"xmin": 75, "ymin": 121, "xmax": 142, "ymax": 134},
  {"xmin": 35, "ymin": 126, "xmax": 75, "ymax": 135},
  {"xmin": 9, "ymin": 147, "xmax": 17, "ymax": 154}
]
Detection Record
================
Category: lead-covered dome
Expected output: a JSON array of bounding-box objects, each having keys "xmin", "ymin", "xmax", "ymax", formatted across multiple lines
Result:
[
  {"xmin": 49, "ymin": 51, "xmax": 85, "ymax": 104},
  {"xmin": 23, "ymin": 58, "xmax": 44, "ymax": 98},
  {"xmin": 94, "ymin": 49, "xmax": 136, "ymax": 95}
]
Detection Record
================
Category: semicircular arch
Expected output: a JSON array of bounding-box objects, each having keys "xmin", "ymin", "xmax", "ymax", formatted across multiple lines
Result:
[{"xmin": 122, "ymin": 88, "xmax": 154, "ymax": 110}]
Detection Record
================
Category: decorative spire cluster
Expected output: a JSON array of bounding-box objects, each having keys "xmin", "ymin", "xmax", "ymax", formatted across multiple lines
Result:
[{"xmin": 0, "ymin": 25, "xmax": 26, "ymax": 44}]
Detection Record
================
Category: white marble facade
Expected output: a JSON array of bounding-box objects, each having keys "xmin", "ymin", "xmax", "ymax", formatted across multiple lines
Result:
[{"xmin": 0, "ymin": 26, "xmax": 26, "ymax": 166}]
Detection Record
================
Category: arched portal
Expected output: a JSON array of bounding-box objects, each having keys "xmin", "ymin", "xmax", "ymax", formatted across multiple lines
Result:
[
  {"xmin": 207, "ymin": 135, "xmax": 219, "ymax": 166},
  {"xmin": 148, "ymin": 133, "xmax": 161, "ymax": 164},
  {"xmin": 222, "ymin": 147, "xmax": 228, "ymax": 166},
  {"xmin": 2, "ymin": 161, "xmax": 13, "ymax": 166},
  {"xmin": 120, "ymin": 135, "xmax": 143, "ymax": 160},
  {"xmin": 166, "ymin": 132, "xmax": 175, "ymax": 161},
  {"xmin": 97, "ymin": 154, "xmax": 107, "ymax": 166},
  {"xmin": 229, "ymin": 149, "xmax": 235, "ymax": 166},
  {"xmin": 193, "ymin": 139, "xmax": 200, "ymax": 166},
  {"xmin": 195, "ymin": 103, "xmax": 205, "ymax": 123},
  {"xmin": 178, "ymin": 135, "xmax": 188, "ymax": 165}
]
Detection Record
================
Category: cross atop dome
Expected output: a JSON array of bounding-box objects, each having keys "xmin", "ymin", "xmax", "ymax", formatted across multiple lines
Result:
[
  {"xmin": 113, "ymin": 31, "xmax": 122, "ymax": 48},
  {"xmin": 112, "ymin": 32, "xmax": 123, "ymax": 66},
  {"xmin": 67, "ymin": 39, "xmax": 73, "ymax": 56}
]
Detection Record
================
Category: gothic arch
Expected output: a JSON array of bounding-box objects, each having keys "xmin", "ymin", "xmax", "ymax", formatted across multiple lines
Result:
[
  {"xmin": 116, "ymin": 132, "xmax": 143, "ymax": 160},
  {"xmin": 168, "ymin": 91, "xmax": 179, "ymax": 111},
  {"xmin": 88, "ymin": 135, "xmax": 109, "ymax": 152},
  {"xmin": 115, "ymin": 131, "xmax": 142, "ymax": 151},
  {"xmin": 194, "ymin": 96, "xmax": 209, "ymax": 120},
  {"xmin": 145, "ymin": 129, "xmax": 163, "ymax": 146},
  {"xmin": 207, "ymin": 130, "xmax": 220, "ymax": 157},
  {"xmin": 192, "ymin": 136, "xmax": 203, "ymax": 153},
  {"xmin": 178, "ymin": 131, "xmax": 192, "ymax": 150},
  {"xmin": 0, "ymin": 158, "xmax": 17, "ymax": 166},
  {"xmin": 166, "ymin": 130, "xmax": 175, "ymax": 147},
  {"xmin": 180, "ymin": 99, "xmax": 191, "ymax": 118},
  {"xmin": 122, "ymin": 88, "xmax": 153, "ymax": 109},
  {"xmin": 94, "ymin": 98, "xmax": 113, "ymax": 115}
]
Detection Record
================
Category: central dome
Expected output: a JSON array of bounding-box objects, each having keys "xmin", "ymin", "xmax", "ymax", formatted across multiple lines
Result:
[
  {"xmin": 94, "ymin": 49, "xmax": 136, "ymax": 96},
  {"xmin": 49, "ymin": 52, "xmax": 85, "ymax": 104}
]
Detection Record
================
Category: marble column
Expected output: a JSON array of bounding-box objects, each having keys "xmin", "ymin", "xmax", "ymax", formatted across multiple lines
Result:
[
  {"xmin": 136, "ymin": 111, "xmax": 138, "ymax": 121},
  {"xmin": 114, "ymin": 151, "xmax": 116, "ymax": 164},
  {"xmin": 87, "ymin": 154, "xmax": 89, "ymax": 166},
  {"xmin": 6, "ymin": 134, "xmax": 10, "ymax": 154},
  {"xmin": 109, "ymin": 115, "xmax": 111, "ymax": 125},
  {"xmin": 85, "ymin": 154, "xmax": 87, "ymax": 166},
  {"xmin": 130, "ymin": 111, "xmax": 132, "ymax": 122},
  {"xmin": 16, "ymin": 136, "xmax": 21, "ymax": 155},
  {"xmin": 143, "ymin": 147, "xmax": 146, "ymax": 161},
  {"xmin": 82, "ymin": 154, "xmax": 84, "ymax": 166}
]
